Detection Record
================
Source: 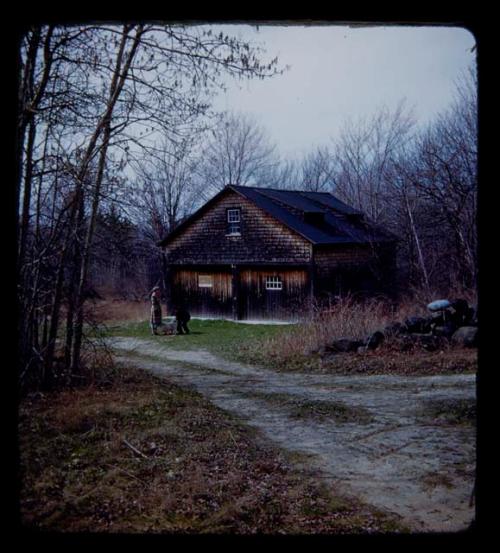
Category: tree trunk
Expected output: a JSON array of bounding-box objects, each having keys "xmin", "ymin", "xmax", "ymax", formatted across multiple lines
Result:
[
  {"xmin": 43, "ymin": 251, "xmax": 66, "ymax": 388},
  {"xmin": 70, "ymin": 25, "xmax": 144, "ymax": 374},
  {"xmin": 43, "ymin": 185, "xmax": 84, "ymax": 386},
  {"xmin": 404, "ymin": 192, "xmax": 430, "ymax": 293}
]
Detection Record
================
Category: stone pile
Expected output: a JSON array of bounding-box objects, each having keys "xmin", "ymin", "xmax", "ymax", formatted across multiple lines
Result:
[{"xmin": 325, "ymin": 298, "xmax": 478, "ymax": 354}]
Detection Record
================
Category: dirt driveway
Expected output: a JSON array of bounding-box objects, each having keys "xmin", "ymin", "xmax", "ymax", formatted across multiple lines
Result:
[{"xmin": 108, "ymin": 336, "xmax": 476, "ymax": 533}]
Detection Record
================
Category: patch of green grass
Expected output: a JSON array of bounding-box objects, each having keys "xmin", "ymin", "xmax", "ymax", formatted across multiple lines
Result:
[
  {"xmin": 100, "ymin": 318, "xmax": 290, "ymax": 357},
  {"xmin": 239, "ymin": 390, "xmax": 374, "ymax": 424}
]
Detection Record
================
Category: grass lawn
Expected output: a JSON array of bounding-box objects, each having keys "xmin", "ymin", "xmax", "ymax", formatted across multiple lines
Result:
[
  {"xmin": 98, "ymin": 317, "xmax": 477, "ymax": 376},
  {"xmin": 100, "ymin": 317, "xmax": 290, "ymax": 356},
  {"xmin": 18, "ymin": 366, "xmax": 405, "ymax": 534}
]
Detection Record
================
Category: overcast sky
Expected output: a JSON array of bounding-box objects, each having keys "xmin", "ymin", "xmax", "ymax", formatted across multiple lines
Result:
[{"xmin": 208, "ymin": 23, "xmax": 476, "ymax": 160}]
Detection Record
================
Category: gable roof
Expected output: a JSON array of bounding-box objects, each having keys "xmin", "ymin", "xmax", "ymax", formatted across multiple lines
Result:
[{"xmin": 158, "ymin": 185, "xmax": 396, "ymax": 247}]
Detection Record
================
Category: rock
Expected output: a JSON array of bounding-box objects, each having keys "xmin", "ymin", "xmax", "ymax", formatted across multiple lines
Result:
[
  {"xmin": 430, "ymin": 311, "xmax": 447, "ymax": 325},
  {"xmin": 396, "ymin": 333, "xmax": 445, "ymax": 352},
  {"xmin": 427, "ymin": 299, "xmax": 451, "ymax": 312},
  {"xmin": 464, "ymin": 306, "xmax": 477, "ymax": 326},
  {"xmin": 357, "ymin": 345, "xmax": 368, "ymax": 354},
  {"xmin": 416, "ymin": 334, "xmax": 442, "ymax": 352},
  {"xmin": 446, "ymin": 298, "xmax": 475, "ymax": 327},
  {"xmin": 383, "ymin": 322, "xmax": 405, "ymax": 336},
  {"xmin": 365, "ymin": 330, "xmax": 385, "ymax": 350},
  {"xmin": 432, "ymin": 322, "xmax": 456, "ymax": 338},
  {"xmin": 470, "ymin": 305, "xmax": 478, "ymax": 326},
  {"xmin": 451, "ymin": 326, "xmax": 478, "ymax": 348},
  {"xmin": 450, "ymin": 298, "xmax": 469, "ymax": 313},
  {"xmin": 404, "ymin": 316, "xmax": 432, "ymax": 334},
  {"xmin": 327, "ymin": 338, "xmax": 364, "ymax": 353},
  {"xmin": 395, "ymin": 335, "xmax": 413, "ymax": 352}
]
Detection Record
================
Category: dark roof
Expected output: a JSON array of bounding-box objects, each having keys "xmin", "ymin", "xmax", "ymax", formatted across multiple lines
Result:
[{"xmin": 158, "ymin": 185, "xmax": 396, "ymax": 247}]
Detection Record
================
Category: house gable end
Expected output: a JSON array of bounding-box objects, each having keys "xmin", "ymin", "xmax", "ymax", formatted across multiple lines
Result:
[{"xmin": 163, "ymin": 189, "xmax": 313, "ymax": 265}]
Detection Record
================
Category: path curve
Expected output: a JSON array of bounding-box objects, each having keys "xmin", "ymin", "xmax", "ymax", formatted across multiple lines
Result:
[{"xmin": 108, "ymin": 336, "xmax": 476, "ymax": 533}]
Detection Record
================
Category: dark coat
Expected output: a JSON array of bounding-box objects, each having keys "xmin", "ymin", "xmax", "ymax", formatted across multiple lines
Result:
[
  {"xmin": 175, "ymin": 307, "xmax": 191, "ymax": 323},
  {"xmin": 150, "ymin": 294, "xmax": 162, "ymax": 325}
]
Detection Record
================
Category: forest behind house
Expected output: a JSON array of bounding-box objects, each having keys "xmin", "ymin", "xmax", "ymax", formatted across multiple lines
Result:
[{"xmin": 16, "ymin": 24, "xmax": 477, "ymax": 392}]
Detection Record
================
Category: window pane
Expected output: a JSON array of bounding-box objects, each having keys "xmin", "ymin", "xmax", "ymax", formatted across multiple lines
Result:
[
  {"xmin": 227, "ymin": 209, "xmax": 240, "ymax": 223},
  {"xmin": 198, "ymin": 274, "xmax": 213, "ymax": 287},
  {"xmin": 228, "ymin": 223, "xmax": 241, "ymax": 234},
  {"xmin": 265, "ymin": 276, "xmax": 282, "ymax": 290}
]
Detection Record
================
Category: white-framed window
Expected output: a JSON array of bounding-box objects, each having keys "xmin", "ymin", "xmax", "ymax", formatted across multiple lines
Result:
[
  {"xmin": 227, "ymin": 208, "xmax": 241, "ymax": 234},
  {"xmin": 227, "ymin": 209, "xmax": 240, "ymax": 223},
  {"xmin": 265, "ymin": 275, "xmax": 283, "ymax": 290},
  {"xmin": 198, "ymin": 274, "xmax": 213, "ymax": 288}
]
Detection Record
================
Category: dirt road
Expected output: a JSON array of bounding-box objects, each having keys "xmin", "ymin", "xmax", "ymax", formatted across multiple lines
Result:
[{"xmin": 108, "ymin": 336, "xmax": 476, "ymax": 533}]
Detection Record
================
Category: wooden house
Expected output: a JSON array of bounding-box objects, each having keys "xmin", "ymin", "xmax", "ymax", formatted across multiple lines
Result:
[{"xmin": 158, "ymin": 185, "xmax": 397, "ymax": 321}]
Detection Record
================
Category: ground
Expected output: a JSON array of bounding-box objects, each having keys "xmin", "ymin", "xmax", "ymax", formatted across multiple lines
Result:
[
  {"xmin": 19, "ymin": 317, "xmax": 477, "ymax": 534},
  {"xmin": 18, "ymin": 365, "xmax": 403, "ymax": 534},
  {"xmin": 107, "ymin": 333, "xmax": 476, "ymax": 533}
]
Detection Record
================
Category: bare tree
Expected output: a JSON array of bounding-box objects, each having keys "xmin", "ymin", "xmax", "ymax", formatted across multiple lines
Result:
[
  {"xmin": 130, "ymin": 133, "xmax": 203, "ymax": 240},
  {"xmin": 396, "ymin": 68, "xmax": 477, "ymax": 290},
  {"xmin": 331, "ymin": 101, "xmax": 416, "ymax": 224},
  {"xmin": 263, "ymin": 157, "xmax": 301, "ymax": 190},
  {"xmin": 17, "ymin": 23, "xmax": 283, "ymax": 388},
  {"xmin": 373, "ymin": 67, "xmax": 477, "ymax": 293},
  {"xmin": 297, "ymin": 146, "xmax": 335, "ymax": 192},
  {"xmin": 198, "ymin": 111, "xmax": 280, "ymax": 198}
]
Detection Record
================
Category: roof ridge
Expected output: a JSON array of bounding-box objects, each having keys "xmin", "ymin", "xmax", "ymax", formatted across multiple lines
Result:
[
  {"xmin": 228, "ymin": 184, "xmax": 332, "ymax": 196},
  {"xmin": 295, "ymin": 190, "xmax": 330, "ymax": 211},
  {"xmin": 158, "ymin": 184, "xmax": 395, "ymax": 248},
  {"xmin": 251, "ymin": 187, "xmax": 309, "ymax": 213}
]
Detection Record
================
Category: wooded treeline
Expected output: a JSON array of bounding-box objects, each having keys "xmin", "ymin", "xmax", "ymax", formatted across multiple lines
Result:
[
  {"xmin": 105, "ymin": 72, "xmax": 477, "ymax": 298},
  {"xmin": 15, "ymin": 23, "xmax": 281, "ymax": 389},
  {"xmin": 16, "ymin": 23, "xmax": 477, "ymax": 390}
]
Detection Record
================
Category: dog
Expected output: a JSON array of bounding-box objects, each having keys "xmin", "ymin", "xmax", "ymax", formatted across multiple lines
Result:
[{"xmin": 156, "ymin": 322, "xmax": 177, "ymax": 336}]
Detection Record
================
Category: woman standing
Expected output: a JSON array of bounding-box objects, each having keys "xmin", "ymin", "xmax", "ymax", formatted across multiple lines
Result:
[{"xmin": 150, "ymin": 286, "xmax": 163, "ymax": 335}]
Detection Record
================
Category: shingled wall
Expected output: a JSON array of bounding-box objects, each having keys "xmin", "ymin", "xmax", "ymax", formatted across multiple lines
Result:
[{"xmin": 164, "ymin": 190, "xmax": 313, "ymax": 266}]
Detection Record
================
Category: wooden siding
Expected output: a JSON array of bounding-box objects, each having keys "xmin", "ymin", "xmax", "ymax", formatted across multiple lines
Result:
[
  {"xmin": 170, "ymin": 266, "xmax": 310, "ymax": 321},
  {"xmin": 239, "ymin": 268, "xmax": 309, "ymax": 321},
  {"xmin": 171, "ymin": 269, "xmax": 233, "ymax": 318},
  {"xmin": 164, "ymin": 190, "xmax": 313, "ymax": 266},
  {"xmin": 314, "ymin": 244, "xmax": 373, "ymax": 274},
  {"xmin": 313, "ymin": 244, "xmax": 394, "ymax": 297}
]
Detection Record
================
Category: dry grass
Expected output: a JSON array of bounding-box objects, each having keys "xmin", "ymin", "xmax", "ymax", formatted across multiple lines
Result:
[
  {"xmin": 235, "ymin": 293, "xmax": 478, "ymax": 375},
  {"xmin": 240, "ymin": 295, "xmax": 410, "ymax": 363},
  {"xmin": 421, "ymin": 397, "xmax": 476, "ymax": 426},
  {"xmin": 90, "ymin": 299, "xmax": 151, "ymax": 324},
  {"xmin": 92, "ymin": 292, "xmax": 478, "ymax": 378},
  {"xmin": 238, "ymin": 391, "xmax": 375, "ymax": 424},
  {"xmin": 18, "ymin": 366, "xmax": 405, "ymax": 534}
]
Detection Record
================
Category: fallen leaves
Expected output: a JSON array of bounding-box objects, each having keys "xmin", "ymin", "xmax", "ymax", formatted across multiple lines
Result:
[{"xmin": 19, "ymin": 365, "xmax": 404, "ymax": 534}]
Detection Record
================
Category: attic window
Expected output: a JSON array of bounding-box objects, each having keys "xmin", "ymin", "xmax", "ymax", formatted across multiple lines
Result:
[
  {"xmin": 265, "ymin": 276, "xmax": 283, "ymax": 290},
  {"xmin": 227, "ymin": 208, "xmax": 241, "ymax": 235}
]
